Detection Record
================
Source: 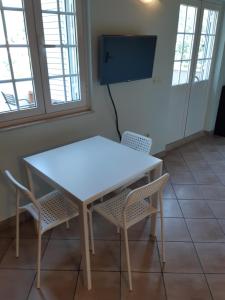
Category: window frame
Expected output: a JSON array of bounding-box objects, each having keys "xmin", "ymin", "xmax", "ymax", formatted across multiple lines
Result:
[{"xmin": 0, "ymin": 0, "xmax": 91, "ymax": 128}]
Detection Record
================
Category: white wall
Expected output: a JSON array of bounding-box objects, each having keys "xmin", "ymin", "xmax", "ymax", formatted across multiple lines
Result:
[{"xmin": 0, "ymin": 0, "xmax": 224, "ymax": 221}]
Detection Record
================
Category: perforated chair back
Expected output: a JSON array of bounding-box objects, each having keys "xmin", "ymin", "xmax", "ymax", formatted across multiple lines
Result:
[
  {"xmin": 124, "ymin": 173, "xmax": 169, "ymax": 209},
  {"xmin": 121, "ymin": 131, "xmax": 152, "ymax": 154},
  {"xmin": 4, "ymin": 170, "xmax": 41, "ymax": 210}
]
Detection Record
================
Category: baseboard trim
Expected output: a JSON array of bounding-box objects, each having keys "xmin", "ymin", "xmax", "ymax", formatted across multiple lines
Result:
[{"xmin": 165, "ymin": 131, "xmax": 206, "ymax": 152}]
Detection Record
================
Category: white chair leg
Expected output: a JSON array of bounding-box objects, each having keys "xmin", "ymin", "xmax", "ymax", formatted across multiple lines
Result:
[
  {"xmin": 66, "ymin": 220, "xmax": 70, "ymax": 229},
  {"xmin": 37, "ymin": 229, "xmax": 42, "ymax": 289},
  {"xmin": 88, "ymin": 210, "xmax": 95, "ymax": 255},
  {"xmin": 124, "ymin": 228, "xmax": 133, "ymax": 291}
]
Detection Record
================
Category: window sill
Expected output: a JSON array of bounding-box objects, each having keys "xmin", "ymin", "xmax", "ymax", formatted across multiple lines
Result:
[{"xmin": 0, "ymin": 107, "xmax": 94, "ymax": 132}]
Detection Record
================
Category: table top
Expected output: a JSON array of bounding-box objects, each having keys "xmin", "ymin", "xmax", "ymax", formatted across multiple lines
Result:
[{"xmin": 24, "ymin": 136, "xmax": 162, "ymax": 203}]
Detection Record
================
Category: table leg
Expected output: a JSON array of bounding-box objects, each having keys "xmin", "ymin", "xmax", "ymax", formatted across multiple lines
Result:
[
  {"xmin": 79, "ymin": 203, "xmax": 92, "ymax": 290},
  {"xmin": 25, "ymin": 165, "xmax": 35, "ymax": 194},
  {"xmin": 150, "ymin": 162, "xmax": 163, "ymax": 239}
]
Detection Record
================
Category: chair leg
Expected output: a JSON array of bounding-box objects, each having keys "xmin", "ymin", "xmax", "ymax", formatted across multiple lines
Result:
[
  {"xmin": 124, "ymin": 228, "xmax": 133, "ymax": 291},
  {"xmin": 88, "ymin": 210, "xmax": 95, "ymax": 255},
  {"xmin": 37, "ymin": 229, "xmax": 42, "ymax": 289}
]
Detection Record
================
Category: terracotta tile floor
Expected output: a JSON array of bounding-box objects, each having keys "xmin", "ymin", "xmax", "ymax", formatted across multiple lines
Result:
[{"xmin": 2, "ymin": 135, "xmax": 225, "ymax": 299}]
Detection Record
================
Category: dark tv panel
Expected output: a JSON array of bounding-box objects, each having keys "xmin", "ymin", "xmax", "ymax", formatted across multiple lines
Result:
[{"xmin": 99, "ymin": 35, "xmax": 157, "ymax": 85}]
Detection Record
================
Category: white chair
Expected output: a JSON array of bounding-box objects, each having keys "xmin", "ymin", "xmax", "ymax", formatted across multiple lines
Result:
[
  {"xmin": 121, "ymin": 131, "xmax": 152, "ymax": 154},
  {"xmin": 4, "ymin": 170, "xmax": 94, "ymax": 288},
  {"xmin": 93, "ymin": 173, "xmax": 169, "ymax": 291}
]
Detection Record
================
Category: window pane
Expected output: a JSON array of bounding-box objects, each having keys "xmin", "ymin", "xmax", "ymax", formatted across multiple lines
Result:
[
  {"xmin": 15, "ymin": 80, "xmax": 36, "ymax": 109},
  {"xmin": 50, "ymin": 77, "xmax": 65, "ymax": 103},
  {"xmin": 65, "ymin": 76, "xmax": 80, "ymax": 102},
  {"xmin": 195, "ymin": 60, "xmax": 203, "ymax": 81},
  {"xmin": 0, "ymin": 48, "xmax": 11, "ymax": 80},
  {"xmin": 46, "ymin": 48, "xmax": 63, "ymax": 76},
  {"xmin": 180, "ymin": 61, "xmax": 190, "ymax": 84},
  {"xmin": 60, "ymin": 15, "xmax": 77, "ymax": 45},
  {"xmin": 206, "ymin": 36, "xmax": 215, "ymax": 59},
  {"xmin": 0, "ymin": 82, "xmax": 16, "ymax": 113},
  {"xmin": 41, "ymin": 0, "xmax": 57, "ymax": 11},
  {"xmin": 60, "ymin": 0, "xmax": 75, "ymax": 13},
  {"xmin": 4, "ymin": 11, "xmax": 27, "ymax": 44},
  {"xmin": 42, "ymin": 13, "xmax": 60, "ymax": 44},
  {"xmin": 186, "ymin": 6, "xmax": 197, "ymax": 33},
  {"xmin": 182, "ymin": 34, "xmax": 194, "ymax": 60},
  {"xmin": 202, "ymin": 9, "xmax": 218, "ymax": 35},
  {"xmin": 2, "ymin": 0, "xmax": 22, "ymax": 8},
  {"xmin": 175, "ymin": 34, "xmax": 184, "ymax": 61},
  {"xmin": 64, "ymin": 47, "xmax": 78, "ymax": 75},
  {"xmin": 178, "ymin": 5, "xmax": 187, "ymax": 32},
  {"xmin": 0, "ymin": 15, "xmax": 5, "ymax": 45},
  {"xmin": 10, "ymin": 47, "xmax": 32, "ymax": 79},
  {"xmin": 172, "ymin": 61, "xmax": 181, "ymax": 86}
]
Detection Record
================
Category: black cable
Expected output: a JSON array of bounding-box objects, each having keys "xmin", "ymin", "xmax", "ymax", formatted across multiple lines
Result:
[{"xmin": 107, "ymin": 84, "xmax": 122, "ymax": 140}]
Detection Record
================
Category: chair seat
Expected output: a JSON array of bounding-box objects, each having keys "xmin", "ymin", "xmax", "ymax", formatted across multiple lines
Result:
[
  {"xmin": 22, "ymin": 190, "xmax": 79, "ymax": 233},
  {"xmin": 94, "ymin": 189, "xmax": 158, "ymax": 229}
]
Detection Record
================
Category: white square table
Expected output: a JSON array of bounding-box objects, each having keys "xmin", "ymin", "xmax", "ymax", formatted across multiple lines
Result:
[{"xmin": 23, "ymin": 136, "xmax": 162, "ymax": 290}]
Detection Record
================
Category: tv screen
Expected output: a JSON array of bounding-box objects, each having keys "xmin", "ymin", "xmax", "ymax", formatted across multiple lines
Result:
[{"xmin": 99, "ymin": 35, "xmax": 157, "ymax": 85}]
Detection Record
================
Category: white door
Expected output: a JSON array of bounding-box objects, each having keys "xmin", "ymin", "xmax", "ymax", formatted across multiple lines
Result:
[{"xmin": 169, "ymin": 1, "xmax": 221, "ymax": 141}]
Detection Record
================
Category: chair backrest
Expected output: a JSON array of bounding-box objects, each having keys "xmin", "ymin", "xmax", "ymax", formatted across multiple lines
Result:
[
  {"xmin": 124, "ymin": 173, "xmax": 169, "ymax": 209},
  {"xmin": 4, "ymin": 170, "xmax": 41, "ymax": 210},
  {"xmin": 121, "ymin": 131, "xmax": 152, "ymax": 154},
  {"xmin": 1, "ymin": 92, "xmax": 17, "ymax": 110}
]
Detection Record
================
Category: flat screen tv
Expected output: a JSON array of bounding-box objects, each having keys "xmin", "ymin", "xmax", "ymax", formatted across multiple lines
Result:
[{"xmin": 99, "ymin": 35, "xmax": 157, "ymax": 85}]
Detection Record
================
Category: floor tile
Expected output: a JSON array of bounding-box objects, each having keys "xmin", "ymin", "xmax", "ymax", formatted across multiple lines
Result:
[
  {"xmin": 209, "ymin": 162, "xmax": 225, "ymax": 174},
  {"xmin": 161, "ymin": 199, "xmax": 183, "ymax": 218},
  {"xmin": 161, "ymin": 242, "xmax": 202, "ymax": 273},
  {"xmin": 75, "ymin": 271, "xmax": 120, "ymax": 300},
  {"xmin": 201, "ymin": 151, "xmax": 225, "ymax": 163},
  {"xmin": 200, "ymin": 185, "xmax": 225, "ymax": 200},
  {"xmin": 206, "ymin": 274, "xmax": 225, "ymax": 300},
  {"xmin": 51, "ymin": 218, "xmax": 80, "ymax": 240},
  {"xmin": 164, "ymin": 161, "xmax": 189, "ymax": 173},
  {"xmin": 170, "ymin": 172, "xmax": 196, "ymax": 184},
  {"xmin": 192, "ymin": 171, "xmax": 221, "ymax": 185},
  {"xmin": 156, "ymin": 218, "xmax": 191, "ymax": 241},
  {"xmin": 179, "ymin": 200, "xmax": 214, "ymax": 218},
  {"xmin": 195, "ymin": 243, "xmax": 225, "ymax": 273},
  {"xmin": 207, "ymin": 201, "xmax": 225, "ymax": 218},
  {"xmin": 186, "ymin": 219, "xmax": 225, "ymax": 242},
  {"xmin": 186, "ymin": 160, "xmax": 211, "ymax": 172},
  {"xmin": 0, "ymin": 269, "xmax": 35, "ymax": 300},
  {"xmin": 41, "ymin": 239, "xmax": 81, "ymax": 270},
  {"xmin": 0, "ymin": 238, "xmax": 12, "ymax": 260},
  {"xmin": 28, "ymin": 271, "xmax": 77, "ymax": 300},
  {"xmin": 182, "ymin": 152, "xmax": 204, "ymax": 162},
  {"xmin": 164, "ymin": 274, "xmax": 212, "ymax": 300},
  {"xmin": 163, "ymin": 183, "xmax": 176, "ymax": 199},
  {"xmin": 121, "ymin": 240, "xmax": 161, "ymax": 272},
  {"xmin": 125, "ymin": 218, "xmax": 151, "ymax": 241},
  {"xmin": 92, "ymin": 213, "xmax": 120, "ymax": 241},
  {"xmin": 85, "ymin": 241, "xmax": 120, "ymax": 271},
  {"xmin": 0, "ymin": 238, "xmax": 48, "ymax": 269},
  {"xmin": 173, "ymin": 184, "xmax": 204, "ymax": 200},
  {"xmin": 121, "ymin": 272, "xmax": 166, "ymax": 300},
  {"xmin": 217, "ymin": 219, "xmax": 225, "ymax": 233},
  {"xmin": 163, "ymin": 150, "xmax": 184, "ymax": 162},
  {"xmin": 0, "ymin": 220, "xmax": 50, "ymax": 239}
]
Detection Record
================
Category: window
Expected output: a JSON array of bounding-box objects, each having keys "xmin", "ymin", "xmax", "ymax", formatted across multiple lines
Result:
[
  {"xmin": 172, "ymin": 4, "xmax": 198, "ymax": 86},
  {"xmin": 0, "ymin": 0, "xmax": 90, "ymax": 125},
  {"xmin": 194, "ymin": 9, "xmax": 218, "ymax": 82}
]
